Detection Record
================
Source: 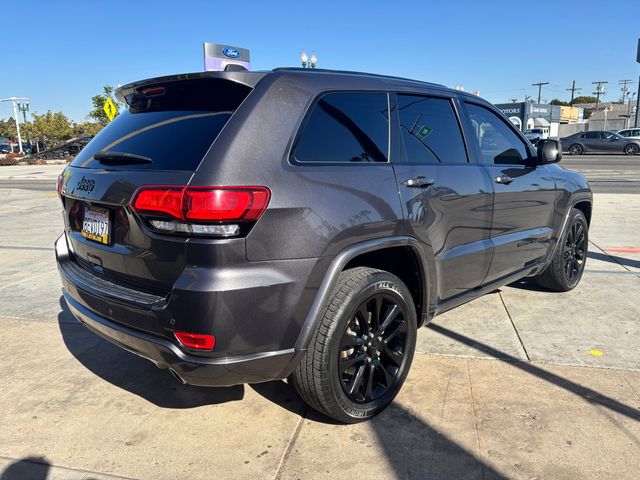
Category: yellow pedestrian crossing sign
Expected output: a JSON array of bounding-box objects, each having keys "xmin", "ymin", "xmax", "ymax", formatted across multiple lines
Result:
[{"xmin": 103, "ymin": 98, "xmax": 117, "ymax": 122}]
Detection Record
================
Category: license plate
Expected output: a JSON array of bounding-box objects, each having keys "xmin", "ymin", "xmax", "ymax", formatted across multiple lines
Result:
[{"xmin": 81, "ymin": 206, "xmax": 110, "ymax": 245}]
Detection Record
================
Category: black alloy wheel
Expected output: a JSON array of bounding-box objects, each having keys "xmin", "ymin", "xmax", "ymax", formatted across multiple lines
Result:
[
  {"xmin": 563, "ymin": 219, "xmax": 586, "ymax": 284},
  {"xmin": 338, "ymin": 294, "xmax": 409, "ymax": 403}
]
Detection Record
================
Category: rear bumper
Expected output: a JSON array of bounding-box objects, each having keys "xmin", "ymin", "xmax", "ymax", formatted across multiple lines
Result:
[
  {"xmin": 56, "ymin": 234, "xmax": 312, "ymax": 387},
  {"xmin": 62, "ymin": 290, "xmax": 296, "ymax": 387}
]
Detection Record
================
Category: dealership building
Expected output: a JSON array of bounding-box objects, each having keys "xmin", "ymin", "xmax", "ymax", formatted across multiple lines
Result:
[{"xmin": 495, "ymin": 102, "xmax": 563, "ymax": 137}]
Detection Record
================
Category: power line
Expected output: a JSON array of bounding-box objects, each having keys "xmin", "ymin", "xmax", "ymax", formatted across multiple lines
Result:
[
  {"xmin": 592, "ymin": 81, "xmax": 608, "ymax": 111},
  {"xmin": 619, "ymin": 79, "xmax": 633, "ymax": 103},
  {"xmin": 566, "ymin": 80, "xmax": 582, "ymax": 106},
  {"xmin": 531, "ymin": 82, "xmax": 549, "ymax": 104}
]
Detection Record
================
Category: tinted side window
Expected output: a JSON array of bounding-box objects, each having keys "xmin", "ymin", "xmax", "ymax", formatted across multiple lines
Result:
[
  {"xmin": 585, "ymin": 131, "xmax": 599, "ymax": 139},
  {"xmin": 293, "ymin": 92, "xmax": 389, "ymax": 163},
  {"xmin": 397, "ymin": 95, "xmax": 467, "ymax": 164},
  {"xmin": 465, "ymin": 103, "xmax": 529, "ymax": 165}
]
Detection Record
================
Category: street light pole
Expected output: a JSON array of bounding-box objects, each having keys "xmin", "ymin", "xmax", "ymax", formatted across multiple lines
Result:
[
  {"xmin": 1, "ymin": 97, "xmax": 29, "ymax": 154},
  {"xmin": 17, "ymin": 100, "xmax": 29, "ymax": 124},
  {"xmin": 636, "ymin": 75, "xmax": 640, "ymax": 128}
]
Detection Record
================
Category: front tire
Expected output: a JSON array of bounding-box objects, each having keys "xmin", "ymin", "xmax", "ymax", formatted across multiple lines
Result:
[
  {"xmin": 535, "ymin": 208, "xmax": 588, "ymax": 291},
  {"xmin": 624, "ymin": 144, "xmax": 639, "ymax": 155},
  {"xmin": 569, "ymin": 144, "xmax": 583, "ymax": 155},
  {"xmin": 292, "ymin": 267, "xmax": 417, "ymax": 423}
]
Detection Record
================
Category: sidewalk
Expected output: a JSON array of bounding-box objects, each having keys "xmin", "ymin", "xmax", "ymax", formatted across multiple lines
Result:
[{"xmin": 0, "ymin": 318, "xmax": 638, "ymax": 480}]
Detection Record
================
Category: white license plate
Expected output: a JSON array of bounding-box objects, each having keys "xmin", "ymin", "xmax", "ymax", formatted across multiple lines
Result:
[{"xmin": 81, "ymin": 206, "xmax": 110, "ymax": 245}]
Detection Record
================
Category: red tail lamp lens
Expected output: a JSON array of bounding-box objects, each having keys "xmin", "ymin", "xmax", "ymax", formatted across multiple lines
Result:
[
  {"xmin": 174, "ymin": 331, "xmax": 215, "ymax": 351},
  {"xmin": 132, "ymin": 186, "xmax": 270, "ymax": 222},
  {"xmin": 185, "ymin": 188, "xmax": 270, "ymax": 221},
  {"xmin": 133, "ymin": 187, "xmax": 184, "ymax": 219}
]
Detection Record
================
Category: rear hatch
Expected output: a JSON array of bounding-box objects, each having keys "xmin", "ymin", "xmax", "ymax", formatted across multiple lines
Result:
[{"xmin": 60, "ymin": 75, "xmax": 255, "ymax": 297}]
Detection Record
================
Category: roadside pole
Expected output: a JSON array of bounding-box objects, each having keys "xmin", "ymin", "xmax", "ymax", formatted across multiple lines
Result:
[
  {"xmin": 636, "ymin": 75, "xmax": 640, "ymax": 127},
  {"xmin": 0, "ymin": 97, "xmax": 26, "ymax": 154},
  {"xmin": 636, "ymin": 39, "xmax": 640, "ymax": 127}
]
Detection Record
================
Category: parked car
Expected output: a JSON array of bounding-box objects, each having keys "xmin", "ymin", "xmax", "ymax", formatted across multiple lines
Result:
[
  {"xmin": 617, "ymin": 128, "xmax": 640, "ymax": 139},
  {"xmin": 561, "ymin": 130, "xmax": 640, "ymax": 155},
  {"xmin": 524, "ymin": 128, "xmax": 543, "ymax": 145},
  {"xmin": 0, "ymin": 144, "xmax": 11, "ymax": 154},
  {"xmin": 55, "ymin": 68, "xmax": 592, "ymax": 422}
]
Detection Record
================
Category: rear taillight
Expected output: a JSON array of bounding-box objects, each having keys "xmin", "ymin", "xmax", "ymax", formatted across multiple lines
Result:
[
  {"xmin": 174, "ymin": 331, "xmax": 215, "ymax": 351},
  {"xmin": 131, "ymin": 186, "xmax": 270, "ymax": 237}
]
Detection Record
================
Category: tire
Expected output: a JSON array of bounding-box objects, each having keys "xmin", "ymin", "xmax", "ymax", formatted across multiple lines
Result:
[
  {"xmin": 292, "ymin": 267, "xmax": 417, "ymax": 423},
  {"xmin": 535, "ymin": 208, "xmax": 588, "ymax": 292},
  {"xmin": 624, "ymin": 144, "xmax": 639, "ymax": 155},
  {"xmin": 569, "ymin": 144, "xmax": 583, "ymax": 155}
]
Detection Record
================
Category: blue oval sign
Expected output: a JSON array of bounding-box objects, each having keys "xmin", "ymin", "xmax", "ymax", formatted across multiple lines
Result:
[{"xmin": 223, "ymin": 48, "xmax": 241, "ymax": 59}]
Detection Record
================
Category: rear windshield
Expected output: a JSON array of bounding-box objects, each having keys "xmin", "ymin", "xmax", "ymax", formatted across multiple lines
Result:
[{"xmin": 72, "ymin": 78, "xmax": 251, "ymax": 171}]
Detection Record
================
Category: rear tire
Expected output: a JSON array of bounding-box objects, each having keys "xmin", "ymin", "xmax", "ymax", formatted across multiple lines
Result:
[
  {"xmin": 624, "ymin": 144, "xmax": 639, "ymax": 155},
  {"xmin": 569, "ymin": 144, "xmax": 583, "ymax": 155},
  {"xmin": 292, "ymin": 267, "xmax": 417, "ymax": 423},
  {"xmin": 535, "ymin": 208, "xmax": 588, "ymax": 292}
]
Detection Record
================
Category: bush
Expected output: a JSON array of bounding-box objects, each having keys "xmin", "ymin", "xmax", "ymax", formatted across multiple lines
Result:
[{"xmin": 0, "ymin": 156, "xmax": 18, "ymax": 166}]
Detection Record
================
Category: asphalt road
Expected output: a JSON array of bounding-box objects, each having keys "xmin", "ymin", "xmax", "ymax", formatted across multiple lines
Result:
[
  {"xmin": 0, "ymin": 155, "xmax": 638, "ymax": 193},
  {"xmin": 561, "ymin": 154, "xmax": 640, "ymax": 194}
]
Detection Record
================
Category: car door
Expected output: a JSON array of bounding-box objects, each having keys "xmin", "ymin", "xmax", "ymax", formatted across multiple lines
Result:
[
  {"xmin": 460, "ymin": 101, "xmax": 557, "ymax": 284},
  {"xmin": 583, "ymin": 131, "xmax": 602, "ymax": 151},
  {"xmin": 392, "ymin": 93, "xmax": 494, "ymax": 302},
  {"xmin": 601, "ymin": 131, "xmax": 624, "ymax": 152}
]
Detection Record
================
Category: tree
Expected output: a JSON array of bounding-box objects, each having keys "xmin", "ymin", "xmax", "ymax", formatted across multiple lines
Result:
[
  {"xmin": 88, "ymin": 85, "xmax": 123, "ymax": 126},
  {"xmin": 571, "ymin": 96, "xmax": 598, "ymax": 104},
  {"xmin": 21, "ymin": 111, "xmax": 74, "ymax": 147},
  {"xmin": 0, "ymin": 117, "xmax": 17, "ymax": 142},
  {"xmin": 550, "ymin": 99, "xmax": 569, "ymax": 106},
  {"xmin": 73, "ymin": 122, "xmax": 103, "ymax": 137}
]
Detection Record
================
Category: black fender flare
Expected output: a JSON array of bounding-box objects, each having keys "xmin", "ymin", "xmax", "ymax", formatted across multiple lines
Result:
[
  {"xmin": 293, "ymin": 235, "xmax": 433, "ymax": 353},
  {"xmin": 537, "ymin": 194, "xmax": 593, "ymax": 274}
]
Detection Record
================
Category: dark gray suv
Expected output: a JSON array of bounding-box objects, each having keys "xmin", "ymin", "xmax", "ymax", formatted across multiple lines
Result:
[{"xmin": 56, "ymin": 68, "xmax": 592, "ymax": 422}]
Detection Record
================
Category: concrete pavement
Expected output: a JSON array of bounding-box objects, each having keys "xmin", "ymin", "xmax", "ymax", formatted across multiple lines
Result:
[{"xmin": 0, "ymin": 164, "xmax": 639, "ymax": 479}]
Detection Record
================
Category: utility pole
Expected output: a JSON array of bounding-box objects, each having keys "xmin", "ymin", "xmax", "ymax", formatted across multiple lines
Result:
[
  {"xmin": 619, "ymin": 79, "xmax": 633, "ymax": 104},
  {"xmin": 0, "ymin": 97, "xmax": 29, "ymax": 154},
  {"xmin": 531, "ymin": 82, "xmax": 549, "ymax": 104},
  {"xmin": 566, "ymin": 80, "xmax": 581, "ymax": 106},
  {"xmin": 510, "ymin": 98, "xmax": 518, "ymax": 103},
  {"xmin": 592, "ymin": 81, "xmax": 608, "ymax": 111}
]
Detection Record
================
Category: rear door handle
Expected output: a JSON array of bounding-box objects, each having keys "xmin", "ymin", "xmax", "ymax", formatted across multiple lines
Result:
[
  {"xmin": 495, "ymin": 175, "xmax": 514, "ymax": 185},
  {"xmin": 404, "ymin": 176, "xmax": 435, "ymax": 188}
]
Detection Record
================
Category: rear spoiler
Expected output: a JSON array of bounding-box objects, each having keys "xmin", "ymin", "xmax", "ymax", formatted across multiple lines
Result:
[{"xmin": 115, "ymin": 71, "xmax": 269, "ymax": 105}]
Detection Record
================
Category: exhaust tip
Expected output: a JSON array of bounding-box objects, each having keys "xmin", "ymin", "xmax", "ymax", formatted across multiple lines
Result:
[{"xmin": 168, "ymin": 368, "xmax": 187, "ymax": 385}]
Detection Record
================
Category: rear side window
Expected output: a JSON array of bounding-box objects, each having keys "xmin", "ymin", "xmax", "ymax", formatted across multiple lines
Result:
[
  {"xmin": 584, "ymin": 131, "xmax": 600, "ymax": 139},
  {"xmin": 292, "ymin": 92, "xmax": 389, "ymax": 163},
  {"xmin": 397, "ymin": 95, "xmax": 467, "ymax": 164},
  {"xmin": 72, "ymin": 78, "xmax": 252, "ymax": 171},
  {"xmin": 464, "ymin": 103, "xmax": 529, "ymax": 165}
]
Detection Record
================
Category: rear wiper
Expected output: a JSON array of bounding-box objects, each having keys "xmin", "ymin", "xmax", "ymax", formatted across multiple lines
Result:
[{"xmin": 93, "ymin": 151, "xmax": 153, "ymax": 164}]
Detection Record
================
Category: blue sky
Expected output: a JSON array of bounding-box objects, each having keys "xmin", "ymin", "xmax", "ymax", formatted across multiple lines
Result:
[{"xmin": 3, "ymin": 0, "xmax": 639, "ymax": 122}]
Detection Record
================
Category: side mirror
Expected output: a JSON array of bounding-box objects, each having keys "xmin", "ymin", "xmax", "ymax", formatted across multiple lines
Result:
[{"xmin": 537, "ymin": 139, "xmax": 562, "ymax": 164}]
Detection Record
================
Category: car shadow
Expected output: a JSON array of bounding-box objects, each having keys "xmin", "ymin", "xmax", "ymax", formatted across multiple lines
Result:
[
  {"xmin": 0, "ymin": 457, "xmax": 50, "ymax": 480},
  {"xmin": 588, "ymin": 250, "xmax": 640, "ymax": 269},
  {"xmin": 506, "ymin": 276, "xmax": 549, "ymax": 292},
  {"xmin": 57, "ymin": 296, "xmax": 245, "ymax": 409}
]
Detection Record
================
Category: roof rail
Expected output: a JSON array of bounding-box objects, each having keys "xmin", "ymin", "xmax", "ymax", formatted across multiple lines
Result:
[{"xmin": 272, "ymin": 67, "xmax": 445, "ymax": 88}]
